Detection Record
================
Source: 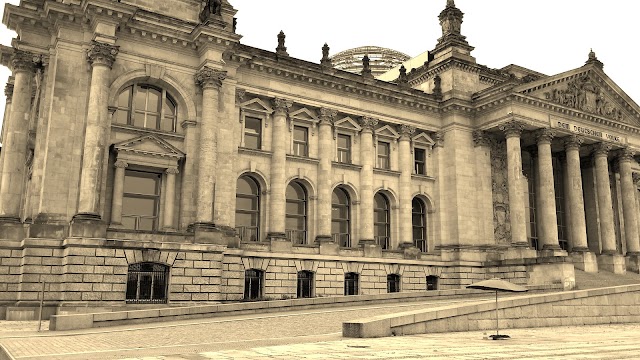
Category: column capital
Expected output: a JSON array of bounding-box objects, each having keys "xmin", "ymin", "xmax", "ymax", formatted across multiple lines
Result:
[
  {"xmin": 534, "ymin": 128, "xmax": 555, "ymax": 144},
  {"xmin": 563, "ymin": 135, "xmax": 584, "ymax": 151},
  {"xmin": 166, "ymin": 167, "xmax": 180, "ymax": 175},
  {"xmin": 272, "ymin": 98, "xmax": 292, "ymax": 116},
  {"xmin": 114, "ymin": 160, "xmax": 128, "ymax": 169},
  {"xmin": 397, "ymin": 124, "xmax": 415, "ymax": 140},
  {"xmin": 615, "ymin": 147, "xmax": 636, "ymax": 163},
  {"xmin": 472, "ymin": 130, "xmax": 492, "ymax": 147},
  {"xmin": 236, "ymin": 89, "xmax": 246, "ymax": 103},
  {"xmin": 499, "ymin": 120, "xmax": 525, "ymax": 138},
  {"xmin": 4, "ymin": 83, "xmax": 13, "ymax": 99},
  {"xmin": 633, "ymin": 172, "xmax": 640, "ymax": 184},
  {"xmin": 86, "ymin": 41, "xmax": 119, "ymax": 68},
  {"xmin": 11, "ymin": 50, "xmax": 40, "ymax": 73},
  {"xmin": 592, "ymin": 142, "xmax": 612, "ymax": 157},
  {"xmin": 195, "ymin": 66, "xmax": 227, "ymax": 89},
  {"xmin": 318, "ymin": 107, "xmax": 337, "ymax": 125},
  {"xmin": 433, "ymin": 131, "xmax": 445, "ymax": 148},
  {"xmin": 359, "ymin": 116, "xmax": 378, "ymax": 133}
]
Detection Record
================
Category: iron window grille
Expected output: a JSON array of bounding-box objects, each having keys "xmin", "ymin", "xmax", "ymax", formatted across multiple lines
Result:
[
  {"xmin": 125, "ymin": 262, "xmax": 169, "ymax": 304},
  {"xmin": 244, "ymin": 269, "xmax": 264, "ymax": 300},
  {"xmin": 344, "ymin": 272, "xmax": 359, "ymax": 295},
  {"xmin": 297, "ymin": 271, "xmax": 314, "ymax": 298},
  {"xmin": 387, "ymin": 274, "xmax": 401, "ymax": 293},
  {"xmin": 426, "ymin": 275, "xmax": 439, "ymax": 290}
]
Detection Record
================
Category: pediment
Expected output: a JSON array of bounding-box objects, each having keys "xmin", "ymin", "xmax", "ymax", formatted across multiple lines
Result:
[
  {"xmin": 240, "ymin": 98, "xmax": 273, "ymax": 113},
  {"xmin": 515, "ymin": 67, "xmax": 640, "ymax": 127},
  {"xmin": 290, "ymin": 107, "xmax": 318, "ymax": 121},
  {"xmin": 114, "ymin": 134, "xmax": 185, "ymax": 159},
  {"xmin": 375, "ymin": 125, "xmax": 399, "ymax": 138},
  {"xmin": 334, "ymin": 116, "xmax": 362, "ymax": 131},
  {"xmin": 412, "ymin": 132, "xmax": 435, "ymax": 146}
]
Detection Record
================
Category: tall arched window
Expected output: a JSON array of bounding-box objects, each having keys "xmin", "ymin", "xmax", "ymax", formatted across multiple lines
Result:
[
  {"xmin": 374, "ymin": 193, "xmax": 391, "ymax": 249},
  {"xmin": 412, "ymin": 198, "xmax": 427, "ymax": 252},
  {"xmin": 236, "ymin": 176, "xmax": 260, "ymax": 242},
  {"xmin": 286, "ymin": 182, "xmax": 307, "ymax": 244},
  {"xmin": 332, "ymin": 187, "xmax": 351, "ymax": 247},
  {"xmin": 115, "ymin": 84, "xmax": 177, "ymax": 132}
]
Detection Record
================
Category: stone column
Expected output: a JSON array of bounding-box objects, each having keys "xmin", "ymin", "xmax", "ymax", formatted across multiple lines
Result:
[
  {"xmin": 268, "ymin": 98, "xmax": 292, "ymax": 240},
  {"xmin": 472, "ymin": 130, "xmax": 494, "ymax": 245},
  {"xmin": 193, "ymin": 67, "xmax": 226, "ymax": 229},
  {"xmin": 593, "ymin": 143, "xmax": 617, "ymax": 254},
  {"xmin": 359, "ymin": 116, "xmax": 378, "ymax": 246},
  {"xmin": 163, "ymin": 167, "xmax": 178, "ymax": 231},
  {"xmin": 535, "ymin": 128, "xmax": 560, "ymax": 250},
  {"xmin": 315, "ymin": 108, "xmax": 336, "ymax": 242},
  {"xmin": 0, "ymin": 51, "xmax": 37, "ymax": 222},
  {"xmin": 74, "ymin": 42, "xmax": 118, "ymax": 220},
  {"xmin": 109, "ymin": 160, "xmax": 127, "ymax": 225},
  {"xmin": 397, "ymin": 124, "xmax": 415, "ymax": 249},
  {"xmin": 0, "ymin": 83, "xmax": 14, "ymax": 187},
  {"xmin": 564, "ymin": 136, "xmax": 588, "ymax": 251},
  {"xmin": 616, "ymin": 148, "xmax": 640, "ymax": 255},
  {"xmin": 499, "ymin": 120, "xmax": 528, "ymax": 246}
]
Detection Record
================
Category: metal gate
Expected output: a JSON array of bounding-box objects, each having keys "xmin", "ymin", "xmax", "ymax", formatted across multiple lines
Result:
[{"xmin": 126, "ymin": 262, "xmax": 169, "ymax": 304}]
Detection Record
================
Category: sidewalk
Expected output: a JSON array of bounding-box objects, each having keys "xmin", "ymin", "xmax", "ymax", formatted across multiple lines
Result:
[{"xmin": 121, "ymin": 323, "xmax": 640, "ymax": 360}]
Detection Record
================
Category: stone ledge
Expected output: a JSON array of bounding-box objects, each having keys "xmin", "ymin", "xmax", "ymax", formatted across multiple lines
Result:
[{"xmin": 48, "ymin": 288, "xmax": 495, "ymax": 331}]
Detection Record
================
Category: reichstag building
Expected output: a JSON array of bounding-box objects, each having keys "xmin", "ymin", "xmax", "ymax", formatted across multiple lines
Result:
[{"xmin": 0, "ymin": 0, "xmax": 639, "ymax": 315}]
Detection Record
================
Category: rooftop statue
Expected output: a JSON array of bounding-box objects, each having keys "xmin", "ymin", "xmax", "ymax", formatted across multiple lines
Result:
[{"xmin": 200, "ymin": 0, "xmax": 222, "ymax": 23}]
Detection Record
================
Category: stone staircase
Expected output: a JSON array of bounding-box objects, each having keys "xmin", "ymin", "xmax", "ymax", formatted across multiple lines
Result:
[{"xmin": 574, "ymin": 269, "xmax": 640, "ymax": 289}]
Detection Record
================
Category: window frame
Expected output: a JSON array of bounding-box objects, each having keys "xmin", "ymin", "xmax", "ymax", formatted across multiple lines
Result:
[
  {"xmin": 332, "ymin": 187, "xmax": 351, "ymax": 247},
  {"xmin": 412, "ymin": 197, "xmax": 427, "ymax": 253},
  {"xmin": 426, "ymin": 275, "xmax": 439, "ymax": 291},
  {"xmin": 235, "ymin": 175, "xmax": 261, "ymax": 242},
  {"xmin": 292, "ymin": 125, "xmax": 309, "ymax": 157},
  {"xmin": 376, "ymin": 141, "xmax": 391, "ymax": 170},
  {"xmin": 125, "ymin": 262, "xmax": 169, "ymax": 304},
  {"xmin": 387, "ymin": 274, "xmax": 401, "ymax": 293},
  {"xmin": 114, "ymin": 84, "xmax": 178, "ymax": 132},
  {"xmin": 285, "ymin": 181, "xmax": 307, "ymax": 245},
  {"xmin": 297, "ymin": 270, "xmax": 314, "ymax": 298},
  {"xmin": 336, "ymin": 133, "xmax": 352, "ymax": 164},
  {"xmin": 244, "ymin": 269, "xmax": 264, "ymax": 300},
  {"xmin": 374, "ymin": 192, "xmax": 391, "ymax": 250},
  {"xmin": 122, "ymin": 169, "xmax": 162, "ymax": 231},
  {"xmin": 344, "ymin": 272, "xmax": 359, "ymax": 296},
  {"xmin": 414, "ymin": 147, "xmax": 427, "ymax": 175}
]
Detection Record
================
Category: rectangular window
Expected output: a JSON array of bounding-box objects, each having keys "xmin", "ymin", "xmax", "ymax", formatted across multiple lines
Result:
[
  {"xmin": 414, "ymin": 148, "xmax": 426, "ymax": 175},
  {"xmin": 337, "ymin": 134, "xmax": 351, "ymax": 164},
  {"xmin": 293, "ymin": 125, "xmax": 308, "ymax": 157},
  {"xmin": 122, "ymin": 170, "xmax": 161, "ymax": 231},
  {"xmin": 244, "ymin": 116, "xmax": 262, "ymax": 149},
  {"xmin": 377, "ymin": 141, "xmax": 390, "ymax": 169}
]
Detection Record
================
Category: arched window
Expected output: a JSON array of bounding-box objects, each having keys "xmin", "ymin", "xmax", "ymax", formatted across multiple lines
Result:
[
  {"xmin": 374, "ymin": 193, "xmax": 391, "ymax": 249},
  {"xmin": 412, "ymin": 198, "xmax": 427, "ymax": 252},
  {"xmin": 125, "ymin": 262, "xmax": 169, "ymax": 304},
  {"xmin": 387, "ymin": 274, "xmax": 400, "ymax": 293},
  {"xmin": 344, "ymin": 272, "xmax": 359, "ymax": 295},
  {"xmin": 244, "ymin": 269, "xmax": 264, "ymax": 300},
  {"xmin": 115, "ymin": 84, "xmax": 177, "ymax": 132},
  {"xmin": 286, "ymin": 182, "xmax": 307, "ymax": 244},
  {"xmin": 297, "ymin": 271, "xmax": 314, "ymax": 298},
  {"xmin": 332, "ymin": 187, "xmax": 351, "ymax": 247},
  {"xmin": 236, "ymin": 176, "xmax": 260, "ymax": 242}
]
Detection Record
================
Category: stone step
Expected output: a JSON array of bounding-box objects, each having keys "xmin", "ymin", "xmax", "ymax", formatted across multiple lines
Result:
[{"xmin": 574, "ymin": 268, "xmax": 640, "ymax": 289}]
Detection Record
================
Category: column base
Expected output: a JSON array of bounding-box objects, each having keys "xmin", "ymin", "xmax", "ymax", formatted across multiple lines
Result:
[
  {"xmin": 597, "ymin": 253, "xmax": 626, "ymax": 274},
  {"xmin": 539, "ymin": 248, "xmax": 568, "ymax": 258},
  {"xmin": 503, "ymin": 247, "xmax": 538, "ymax": 260},
  {"xmin": 625, "ymin": 254, "xmax": 640, "ymax": 274},
  {"xmin": 570, "ymin": 251, "xmax": 598, "ymax": 273},
  {"xmin": 316, "ymin": 235, "xmax": 338, "ymax": 255},
  {"xmin": 511, "ymin": 241, "xmax": 531, "ymax": 248},
  {"xmin": 398, "ymin": 242, "xmax": 421, "ymax": 260},
  {"xmin": 267, "ymin": 232, "xmax": 287, "ymax": 241},
  {"xmin": 268, "ymin": 233, "xmax": 293, "ymax": 253},
  {"xmin": 315, "ymin": 235, "xmax": 334, "ymax": 244},
  {"xmin": 69, "ymin": 215, "xmax": 107, "ymax": 238},
  {"xmin": 0, "ymin": 220, "xmax": 26, "ymax": 241},
  {"xmin": 189, "ymin": 222, "xmax": 238, "ymax": 247},
  {"xmin": 359, "ymin": 239, "xmax": 382, "ymax": 258}
]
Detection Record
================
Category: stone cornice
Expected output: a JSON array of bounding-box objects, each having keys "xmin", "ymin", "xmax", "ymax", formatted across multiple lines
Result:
[
  {"xmin": 408, "ymin": 57, "xmax": 509, "ymax": 89},
  {"xmin": 286, "ymin": 154, "xmax": 320, "ymax": 165},
  {"xmin": 332, "ymin": 162, "xmax": 363, "ymax": 171}
]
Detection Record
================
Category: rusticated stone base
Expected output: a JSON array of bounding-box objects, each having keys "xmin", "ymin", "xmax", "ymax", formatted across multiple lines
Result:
[
  {"xmin": 571, "ymin": 251, "xmax": 598, "ymax": 273},
  {"xmin": 598, "ymin": 253, "xmax": 626, "ymax": 274}
]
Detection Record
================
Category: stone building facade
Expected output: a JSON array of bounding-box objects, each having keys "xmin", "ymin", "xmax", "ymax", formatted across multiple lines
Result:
[{"xmin": 0, "ymin": 0, "xmax": 639, "ymax": 312}]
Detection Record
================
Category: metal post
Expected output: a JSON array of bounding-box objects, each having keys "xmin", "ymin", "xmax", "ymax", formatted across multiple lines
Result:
[
  {"xmin": 495, "ymin": 290, "xmax": 499, "ymax": 336},
  {"xmin": 37, "ymin": 280, "xmax": 45, "ymax": 332}
]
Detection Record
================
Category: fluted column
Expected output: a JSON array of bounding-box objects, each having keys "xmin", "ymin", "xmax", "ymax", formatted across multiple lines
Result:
[
  {"xmin": 397, "ymin": 124, "xmax": 415, "ymax": 248},
  {"xmin": 564, "ymin": 136, "xmax": 589, "ymax": 251},
  {"xmin": 499, "ymin": 120, "xmax": 527, "ymax": 246},
  {"xmin": 268, "ymin": 98, "xmax": 292, "ymax": 239},
  {"xmin": 359, "ymin": 116, "xmax": 378, "ymax": 245},
  {"xmin": 75, "ymin": 42, "xmax": 119, "ymax": 220},
  {"xmin": 535, "ymin": 128, "xmax": 560, "ymax": 250},
  {"xmin": 0, "ymin": 51, "xmax": 38, "ymax": 222},
  {"xmin": 593, "ymin": 143, "xmax": 617, "ymax": 254},
  {"xmin": 472, "ymin": 130, "xmax": 494, "ymax": 245},
  {"xmin": 0, "ymin": 83, "xmax": 13, "ymax": 187},
  {"xmin": 193, "ymin": 67, "xmax": 226, "ymax": 228},
  {"xmin": 109, "ymin": 160, "xmax": 127, "ymax": 225},
  {"xmin": 617, "ymin": 148, "xmax": 640, "ymax": 255},
  {"xmin": 316, "ymin": 108, "xmax": 336, "ymax": 242},
  {"xmin": 163, "ymin": 167, "xmax": 178, "ymax": 230}
]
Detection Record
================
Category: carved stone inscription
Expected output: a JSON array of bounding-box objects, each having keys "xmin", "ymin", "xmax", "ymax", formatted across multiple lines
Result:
[
  {"xmin": 491, "ymin": 138, "xmax": 511, "ymax": 243},
  {"xmin": 544, "ymin": 76, "xmax": 625, "ymax": 122}
]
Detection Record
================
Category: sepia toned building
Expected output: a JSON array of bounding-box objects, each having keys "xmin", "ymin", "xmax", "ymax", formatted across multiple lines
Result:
[{"xmin": 1, "ymin": 0, "xmax": 640, "ymax": 316}]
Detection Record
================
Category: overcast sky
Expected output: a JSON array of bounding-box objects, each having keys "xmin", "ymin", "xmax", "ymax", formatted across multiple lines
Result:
[{"xmin": 1, "ymin": 0, "xmax": 639, "ymax": 144}]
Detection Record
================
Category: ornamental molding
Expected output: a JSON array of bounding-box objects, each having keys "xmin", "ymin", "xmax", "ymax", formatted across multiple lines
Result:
[
  {"xmin": 113, "ymin": 133, "xmax": 185, "ymax": 160},
  {"xmin": 397, "ymin": 124, "xmax": 416, "ymax": 139},
  {"xmin": 272, "ymin": 98, "xmax": 293, "ymax": 115},
  {"xmin": 472, "ymin": 130, "xmax": 492, "ymax": 147},
  {"xmin": 534, "ymin": 128, "xmax": 555, "ymax": 144},
  {"xmin": 359, "ymin": 116, "xmax": 379, "ymax": 132},
  {"xmin": 195, "ymin": 67, "xmax": 226, "ymax": 89},
  {"xmin": 563, "ymin": 135, "xmax": 584, "ymax": 150},
  {"xmin": 318, "ymin": 107, "xmax": 337, "ymax": 125},
  {"xmin": 11, "ymin": 50, "xmax": 43, "ymax": 73},
  {"xmin": 86, "ymin": 41, "xmax": 119, "ymax": 68},
  {"xmin": 592, "ymin": 142, "xmax": 612, "ymax": 157},
  {"xmin": 499, "ymin": 120, "xmax": 525, "ymax": 138},
  {"xmin": 616, "ymin": 148, "xmax": 636, "ymax": 163}
]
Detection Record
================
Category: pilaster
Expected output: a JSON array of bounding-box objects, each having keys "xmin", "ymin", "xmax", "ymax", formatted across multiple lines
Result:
[{"xmin": 472, "ymin": 130, "xmax": 494, "ymax": 246}]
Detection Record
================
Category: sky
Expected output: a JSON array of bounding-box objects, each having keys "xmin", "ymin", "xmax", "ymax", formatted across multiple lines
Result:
[{"xmin": 1, "ymin": 0, "xmax": 640, "ymax": 145}]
